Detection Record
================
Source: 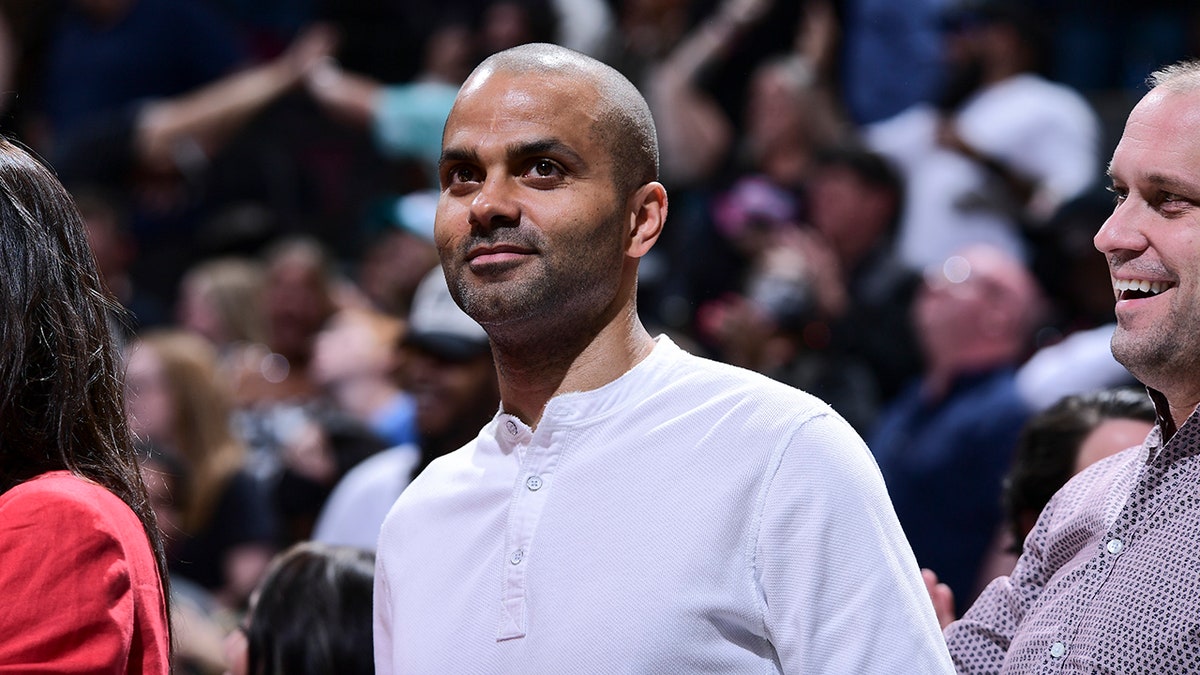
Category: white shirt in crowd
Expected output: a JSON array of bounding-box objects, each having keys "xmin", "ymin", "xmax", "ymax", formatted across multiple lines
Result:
[
  {"xmin": 866, "ymin": 72, "xmax": 1100, "ymax": 271},
  {"xmin": 312, "ymin": 445, "xmax": 418, "ymax": 551}
]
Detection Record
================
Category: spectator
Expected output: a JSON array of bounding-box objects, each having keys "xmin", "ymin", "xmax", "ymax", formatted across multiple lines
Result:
[
  {"xmin": 0, "ymin": 136, "xmax": 169, "ymax": 672},
  {"xmin": 698, "ymin": 145, "xmax": 922, "ymax": 431},
  {"xmin": 1005, "ymin": 387, "xmax": 1157, "ymax": 552},
  {"xmin": 310, "ymin": 306, "xmax": 417, "ymax": 449},
  {"xmin": 353, "ymin": 189, "xmax": 441, "ymax": 317},
  {"xmin": 177, "ymin": 256, "xmax": 270, "ymax": 352},
  {"xmin": 865, "ymin": 0, "xmax": 1101, "ymax": 270},
  {"xmin": 74, "ymin": 185, "xmax": 169, "ymax": 338},
  {"xmin": 125, "ymin": 329, "xmax": 277, "ymax": 611},
  {"xmin": 943, "ymin": 61, "xmax": 1200, "ymax": 670},
  {"xmin": 373, "ymin": 42, "xmax": 952, "ymax": 673},
  {"xmin": 313, "ymin": 268, "xmax": 497, "ymax": 550},
  {"xmin": 39, "ymin": 0, "xmax": 246, "ymax": 159},
  {"xmin": 223, "ymin": 542, "xmax": 375, "ymax": 675},
  {"xmin": 870, "ymin": 243, "xmax": 1044, "ymax": 615},
  {"xmin": 306, "ymin": 18, "xmax": 474, "ymax": 187}
]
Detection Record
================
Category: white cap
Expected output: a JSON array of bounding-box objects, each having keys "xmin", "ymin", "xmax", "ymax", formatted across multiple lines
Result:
[{"xmin": 404, "ymin": 268, "xmax": 490, "ymax": 360}]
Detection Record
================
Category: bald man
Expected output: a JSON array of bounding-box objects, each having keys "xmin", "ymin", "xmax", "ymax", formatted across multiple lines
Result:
[
  {"xmin": 373, "ymin": 43, "xmax": 953, "ymax": 674},
  {"xmin": 945, "ymin": 58, "xmax": 1200, "ymax": 673}
]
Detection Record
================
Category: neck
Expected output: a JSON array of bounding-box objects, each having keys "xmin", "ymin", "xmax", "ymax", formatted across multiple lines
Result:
[
  {"xmin": 1149, "ymin": 385, "xmax": 1200, "ymax": 439},
  {"xmin": 922, "ymin": 346, "xmax": 1015, "ymax": 401},
  {"xmin": 490, "ymin": 301, "xmax": 655, "ymax": 429}
]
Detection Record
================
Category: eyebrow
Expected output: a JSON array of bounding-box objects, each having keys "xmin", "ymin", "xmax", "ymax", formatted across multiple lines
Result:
[
  {"xmin": 438, "ymin": 138, "xmax": 588, "ymax": 172},
  {"xmin": 1145, "ymin": 173, "xmax": 1199, "ymax": 195},
  {"xmin": 439, "ymin": 147, "xmax": 479, "ymax": 171},
  {"xmin": 1106, "ymin": 165, "xmax": 1199, "ymax": 195},
  {"xmin": 505, "ymin": 139, "xmax": 586, "ymax": 167}
]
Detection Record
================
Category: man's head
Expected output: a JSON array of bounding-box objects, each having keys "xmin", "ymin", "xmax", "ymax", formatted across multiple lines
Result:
[
  {"xmin": 1003, "ymin": 387, "xmax": 1155, "ymax": 551},
  {"xmin": 401, "ymin": 269, "xmax": 496, "ymax": 444},
  {"xmin": 915, "ymin": 244, "xmax": 1044, "ymax": 371},
  {"xmin": 1095, "ymin": 60, "xmax": 1200, "ymax": 415},
  {"xmin": 807, "ymin": 146, "xmax": 903, "ymax": 267},
  {"xmin": 434, "ymin": 43, "xmax": 666, "ymax": 341}
]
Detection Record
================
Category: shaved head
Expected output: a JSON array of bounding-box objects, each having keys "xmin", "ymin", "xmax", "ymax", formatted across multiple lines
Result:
[{"xmin": 457, "ymin": 43, "xmax": 659, "ymax": 197}]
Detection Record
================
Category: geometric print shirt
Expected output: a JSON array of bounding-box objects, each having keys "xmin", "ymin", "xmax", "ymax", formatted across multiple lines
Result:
[{"xmin": 945, "ymin": 389, "xmax": 1200, "ymax": 673}]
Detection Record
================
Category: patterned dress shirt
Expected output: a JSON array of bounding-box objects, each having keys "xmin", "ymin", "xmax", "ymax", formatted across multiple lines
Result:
[{"xmin": 945, "ymin": 389, "xmax": 1200, "ymax": 673}]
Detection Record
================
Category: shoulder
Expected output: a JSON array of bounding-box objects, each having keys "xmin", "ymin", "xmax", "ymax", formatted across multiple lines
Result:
[
  {"xmin": 326, "ymin": 445, "xmax": 419, "ymax": 511},
  {"xmin": 1049, "ymin": 444, "xmax": 1141, "ymax": 510},
  {"xmin": 663, "ymin": 341, "xmax": 827, "ymax": 402},
  {"xmin": 0, "ymin": 471, "xmax": 154, "ymax": 566},
  {"xmin": 0, "ymin": 473, "xmax": 168, "ymax": 673},
  {"xmin": 1, "ymin": 471, "xmax": 136, "ymax": 528}
]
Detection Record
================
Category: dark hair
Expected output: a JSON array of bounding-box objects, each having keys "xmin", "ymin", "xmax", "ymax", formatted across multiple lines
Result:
[
  {"xmin": 0, "ymin": 137, "xmax": 169, "ymax": 593},
  {"xmin": 813, "ymin": 144, "xmax": 905, "ymax": 233},
  {"xmin": 246, "ymin": 542, "xmax": 376, "ymax": 675},
  {"xmin": 1003, "ymin": 387, "xmax": 1155, "ymax": 552}
]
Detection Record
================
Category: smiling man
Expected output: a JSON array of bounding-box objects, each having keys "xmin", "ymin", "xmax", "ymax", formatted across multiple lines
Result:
[
  {"xmin": 371, "ymin": 43, "xmax": 953, "ymax": 674},
  {"xmin": 944, "ymin": 60, "xmax": 1200, "ymax": 672}
]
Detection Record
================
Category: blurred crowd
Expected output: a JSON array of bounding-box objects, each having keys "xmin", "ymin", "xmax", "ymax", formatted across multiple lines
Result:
[{"xmin": 3, "ymin": 0, "xmax": 1198, "ymax": 671}]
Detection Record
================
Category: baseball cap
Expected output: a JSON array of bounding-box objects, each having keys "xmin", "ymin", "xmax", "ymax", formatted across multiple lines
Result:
[{"xmin": 403, "ymin": 268, "xmax": 491, "ymax": 361}]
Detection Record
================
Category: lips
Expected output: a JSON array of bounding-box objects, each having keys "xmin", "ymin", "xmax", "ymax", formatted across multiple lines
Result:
[{"xmin": 465, "ymin": 242, "xmax": 536, "ymax": 266}]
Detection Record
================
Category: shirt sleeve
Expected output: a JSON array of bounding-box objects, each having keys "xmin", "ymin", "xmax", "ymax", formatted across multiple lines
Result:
[
  {"xmin": 756, "ymin": 411, "xmax": 955, "ymax": 673},
  {"xmin": 0, "ymin": 489, "xmax": 137, "ymax": 673}
]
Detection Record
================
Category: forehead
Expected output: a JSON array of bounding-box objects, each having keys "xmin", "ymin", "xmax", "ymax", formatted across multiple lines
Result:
[
  {"xmin": 444, "ymin": 69, "xmax": 604, "ymax": 152},
  {"xmin": 1111, "ymin": 88, "xmax": 1200, "ymax": 188}
]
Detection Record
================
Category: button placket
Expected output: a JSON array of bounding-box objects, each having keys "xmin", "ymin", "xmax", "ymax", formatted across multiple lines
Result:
[{"xmin": 496, "ymin": 423, "xmax": 565, "ymax": 640}]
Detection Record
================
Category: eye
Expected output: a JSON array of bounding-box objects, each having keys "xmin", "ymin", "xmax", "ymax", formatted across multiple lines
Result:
[
  {"xmin": 443, "ymin": 164, "xmax": 480, "ymax": 188},
  {"xmin": 1106, "ymin": 184, "xmax": 1127, "ymax": 206},
  {"xmin": 524, "ymin": 159, "xmax": 565, "ymax": 182},
  {"xmin": 1156, "ymin": 191, "xmax": 1192, "ymax": 215}
]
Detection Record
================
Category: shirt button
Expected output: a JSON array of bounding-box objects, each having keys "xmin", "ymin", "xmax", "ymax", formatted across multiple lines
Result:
[
  {"xmin": 525, "ymin": 475, "xmax": 543, "ymax": 491},
  {"xmin": 505, "ymin": 420, "xmax": 518, "ymax": 435},
  {"xmin": 1106, "ymin": 538, "xmax": 1124, "ymax": 555},
  {"xmin": 1049, "ymin": 641, "xmax": 1066, "ymax": 659},
  {"xmin": 509, "ymin": 548, "xmax": 525, "ymax": 565}
]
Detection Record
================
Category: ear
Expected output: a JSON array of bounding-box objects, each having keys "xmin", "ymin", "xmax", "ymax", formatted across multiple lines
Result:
[{"xmin": 624, "ymin": 181, "xmax": 667, "ymax": 259}]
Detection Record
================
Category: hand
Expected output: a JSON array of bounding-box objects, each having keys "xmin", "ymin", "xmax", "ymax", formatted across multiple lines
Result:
[
  {"xmin": 769, "ymin": 228, "xmax": 847, "ymax": 318},
  {"xmin": 718, "ymin": 0, "xmax": 773, "ymax": 28},
  {"xmin": 281, "ymin": 420, "xmax": 338, "ymax": 485},
  {"xmin": 281, "ymin": 23, "xmax": 339, "ymax": 81},
  {"xmin": 922, "ymin": 568, "xmax": 957, "ymax": 629},
  {"xmin": 695, "ymin": 293, "xmax": 778, "ymax": 369}
]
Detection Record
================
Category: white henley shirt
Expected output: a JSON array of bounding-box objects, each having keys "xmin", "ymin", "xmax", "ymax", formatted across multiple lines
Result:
[{"xmin": 374, "ymin": 336, "xmax": 953, "ymax": 673}]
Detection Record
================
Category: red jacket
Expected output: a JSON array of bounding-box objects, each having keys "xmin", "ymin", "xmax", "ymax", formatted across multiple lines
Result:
[{"xmin": 0, "ymin": 471, "xmax": 169, "ymax": 673}]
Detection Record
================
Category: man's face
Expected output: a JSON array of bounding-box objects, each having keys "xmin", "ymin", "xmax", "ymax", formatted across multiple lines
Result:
[
  {"xmin": 434, "ymin": 68, "xmax": 630, "ymax": 333},
  {"xmin": 1095, "ymin": 87, "xmax": 1200, "ymax": 393},
  {"xmin": 914, "ymin": 247, "xmax": 1030, "ymax": 360},
  {"xmin": 401, "ymin": 349, "xmax": 497, "ymax": 439}
]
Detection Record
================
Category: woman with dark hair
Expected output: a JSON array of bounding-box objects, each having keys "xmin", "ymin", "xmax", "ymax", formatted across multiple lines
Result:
[
  {"xmin": 224, "ymin": 542, "xmax": 374, "ymax": 675},
  {"xmin": 925, "ymin": 386, "xmax": 1158, "ymax": 628},
  {"xmin": 1003, "ymin": 386, "xmax": 1157, "ymax": 551},
  {"xmin": 0, "ymin": 137, "xmax": 170, "ymax": 670}
]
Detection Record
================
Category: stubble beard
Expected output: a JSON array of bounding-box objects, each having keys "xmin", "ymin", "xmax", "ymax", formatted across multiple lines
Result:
[
  {"xmin": 1111, "ymin": 301, "xmax": 1200, "ymax": 394},
  {"xmin": 446, "ymin": 215, "xmax": 626, "ymax": 349}
]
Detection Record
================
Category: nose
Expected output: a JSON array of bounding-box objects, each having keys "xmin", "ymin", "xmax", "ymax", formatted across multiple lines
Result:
[
  {"xmin": 1093, "ymin": 200, "xmax": 1146, "ymax": 256},
  {"xmin": 468, "ymin": 174, "xmax": 520, "ymax": 233}
]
